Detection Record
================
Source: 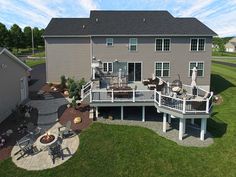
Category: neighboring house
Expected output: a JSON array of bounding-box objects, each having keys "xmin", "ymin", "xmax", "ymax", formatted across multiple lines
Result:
[
  {"xmin": 44, "ymin": 11, "xmax": 217, "ymax": 141},
  {"xmin": 0, "ymin": 47, "xmax": 31, "ymax": 123},
  {"xmin": 225, "ymin": 37, "xmax": 236, "ymax": 52}
]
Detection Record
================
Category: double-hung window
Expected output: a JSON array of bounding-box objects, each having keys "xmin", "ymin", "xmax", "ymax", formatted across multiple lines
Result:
[
  {"xmin": 155, "ymin": 62, "xmax": 170, "ymax": 77},
  {"xmin": 103, "ymin": 62, "xmax": 113, "ymax": 73},
  {"xmin": 106, "ymin": 38, "xmax": 113, "ymax": 46},
  {"xmin": 190, "ymin": 38, "xmax": 205, "ymax": 51},
  {"xmin": 189, "ymin": 61, "xmax": 204, "ymax": 77},
  {"xmin": 155, "ymin": 38, "xmax": 171, "ymax": 51},
  {"xmin": 129, "ymin": 38, "xmax": 137, "ymax": 51}
]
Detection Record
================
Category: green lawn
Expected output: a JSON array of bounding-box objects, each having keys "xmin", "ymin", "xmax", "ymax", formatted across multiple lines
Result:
[
  {"xmin": 212, "ymin": 58, "xmax": 236, "ymax": 64},
  {"xmin": 31, "ymin": 51, "xmax": 45, "ymax": 58},
  {"xmin": 25, "ymin": 59, "xmax": 45, "ymax": 67},
  {"xmin": 212, "ymin": 51, "xmax": 236, "ymax": 57},
  {"xmin": 0, "ymin": 62, "xmax": 236, "ymax": 177}
]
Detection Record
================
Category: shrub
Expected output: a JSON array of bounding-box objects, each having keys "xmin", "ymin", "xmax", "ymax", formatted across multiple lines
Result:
[
  {"xmin": 71, "ymin": 99, "xmax": 77, "ymax": 109},
  {"xmin": 60, "ymin": 75, "xmax": 66, "ymax": 89}
]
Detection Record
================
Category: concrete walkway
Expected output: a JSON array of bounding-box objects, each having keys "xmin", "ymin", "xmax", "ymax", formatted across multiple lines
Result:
[{"xmin": 97, "ymin": 119, "xmax": 214, "ymax": 147}]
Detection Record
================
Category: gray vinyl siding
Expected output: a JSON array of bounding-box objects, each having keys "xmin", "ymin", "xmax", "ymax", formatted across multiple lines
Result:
[
  {"xmin": 45, "ymin": 37, "xmax": 91, "ymax": 83},
  {"xmin": 0, "ymin": 53, "xmax": 28, "ymax": 123},
  {"xmin": 92, "ymin": 36, "xmax": 212, "ymax": 86}
]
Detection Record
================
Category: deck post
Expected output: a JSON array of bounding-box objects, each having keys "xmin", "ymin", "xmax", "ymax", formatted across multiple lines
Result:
[
  {"xmin": 183, "ymin": 119, "xmax": 186, "ymax": 134},
  {"xmin": 163, "ymin": 113, "xmax": 167, "ymax": 132},
  {"xmin": 142, "ymin": 106, "xmax": 145, "ymax": 122},
  {"xmin": 111, "ymin": 89, "xmax": 114, "ymax": 102},
  {"xmin": 95, "ymin": 107, "xmax": 98, "ymax": 118},
  {"xmin": 133, "ymin": 89, "xmax": 135, "ymax": 102},
  {"xmin": 179, "ymin": 118, "xmax": 183, "ymax": 140},
  {"xmin": 206, "ymin": 98, "xmax": 209, "ymax": 113},
  {"xmin": 191, "ymin": 118, "xmax": 194, "ymax": 124},
  {"xmin": 90, "ymin": 90, "xmax": 92, "ymax": 103},
  {"xmin": 183, "ymin": 98, "xmax": 186, "ymax": 113},
  {"xmin": 200, "ymin": 118, "xmax": 207, "ymax": 141},
  {"xmin": 121, "ymin": 106, "xmax": 124, "ymax": 120}
]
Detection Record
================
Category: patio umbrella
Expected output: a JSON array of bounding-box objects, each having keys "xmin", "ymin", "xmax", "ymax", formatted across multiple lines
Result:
[
  {"xmin": 118, "ymin": 68, "xmax": 122, "ymax": 87},
  {"xmin": 191, "ymin": 67, "xmax": 197, "ymax": 87}
]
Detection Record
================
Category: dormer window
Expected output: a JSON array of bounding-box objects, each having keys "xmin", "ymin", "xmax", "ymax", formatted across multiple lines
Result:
[
  {"xmin": 190, "ymin": 38, "xmax": 205, "ymax": 51},
  {"xmin": 106, "ymin": 38, "xmax": 113, "ymax": 46},
  {"xmin": 129, "ymin": 38, "xmax": 137, "ymax": 51}
]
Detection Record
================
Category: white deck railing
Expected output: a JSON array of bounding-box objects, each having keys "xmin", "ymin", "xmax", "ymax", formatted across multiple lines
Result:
[
  {"xmin": 89, "ymin": 88, "xmax": 214, "ymax": 114},
  {"xmin": 81, "ymin": 81, "xmax": 93, "ymax": 100}
]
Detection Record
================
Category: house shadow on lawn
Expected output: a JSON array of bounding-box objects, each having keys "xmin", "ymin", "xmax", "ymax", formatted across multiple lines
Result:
[{"xmin": 210, "ymin": 74, "xmax": 235, "ymax": 95}]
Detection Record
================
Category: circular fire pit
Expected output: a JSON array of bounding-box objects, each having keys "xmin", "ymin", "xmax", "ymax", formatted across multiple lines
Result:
[
  {"xmin": 37, "ymin": 133, "xmax": 58, "ymax": 149},
  {"xmin": 40, "ymin": 134, "xmax": 55, "ymax": 144}
]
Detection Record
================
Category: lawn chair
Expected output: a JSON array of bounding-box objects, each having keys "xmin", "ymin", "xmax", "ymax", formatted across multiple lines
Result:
[
  {"xmin": 58, "ymin": 121, "xmax": 72, "ymax": 138},
  {"xmin": 15, "ymin": 138, "xmax": 35, "ymax": 160},
  {"xmin": 48, "ymin": 142, "xmax": 64, "ymax": 164},
  {"xmin": 26, "ymin": 122, "xmax": 41, "ymax": 140}
]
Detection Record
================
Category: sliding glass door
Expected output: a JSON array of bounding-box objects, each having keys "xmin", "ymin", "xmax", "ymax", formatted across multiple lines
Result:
[{"xmin": 128, "ymin": 62, "xmax": 142, "ymax": 82}]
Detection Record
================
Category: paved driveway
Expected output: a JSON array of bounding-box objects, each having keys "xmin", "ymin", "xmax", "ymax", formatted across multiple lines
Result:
[{"xmin": 29, "ymin": 63, "xmax": 46, "ymax": 92}]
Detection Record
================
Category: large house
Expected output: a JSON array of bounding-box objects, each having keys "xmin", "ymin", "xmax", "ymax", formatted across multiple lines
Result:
[
  {"xmin": 225, "ymin": 37, "xmax": 236, "ymax": 52},
  {"xmin": 43, "ymin": 11, "xmax": 217, "ymax": 141},
  {"xmin": 0, "ymin": 47, "xmax": 31, "ymax": 123}
]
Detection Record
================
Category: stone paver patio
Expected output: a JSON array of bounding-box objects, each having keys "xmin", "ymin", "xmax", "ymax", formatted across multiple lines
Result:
[
  {"xmin": 11, "ymin": 122, "xmax": 79, "ymax": 171},
  {"xmin": 98, "ymin": 118, "xmax": 214, "ymax": 147}
]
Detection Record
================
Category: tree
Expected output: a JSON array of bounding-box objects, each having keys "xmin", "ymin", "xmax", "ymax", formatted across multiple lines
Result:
[
  {"xmin": 213, "ymin": 37, "xmax": 225, "ymax": 54},
  {"xmin": 10, "ymin": 24, "xmax": 25, "ymax": 51},
  {"xmin": 23, "ymin": 26, "xmax": 32, "ymax": 48},
  {"xmin": 0, "ymin": 23, "xmax": 10, "ymax": 48}
]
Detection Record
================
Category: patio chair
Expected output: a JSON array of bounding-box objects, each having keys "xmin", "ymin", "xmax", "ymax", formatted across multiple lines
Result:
[
  {"xmin": 15, "ymin": 138, "xmax": 35, "ymax": 160},
  {"xmin": 48, "ymin": 142, "xmax": 64, "ymax": 164},
  {"xmin": 26, "ymin": 122, "xmax": 42, "ymax": 140},
  {"xmin": 58, "ymin": 121, "xmax": 72, "ymax": 138}
]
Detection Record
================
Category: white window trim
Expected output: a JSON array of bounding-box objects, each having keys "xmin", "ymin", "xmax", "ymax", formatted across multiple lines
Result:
[
  {"xmin": 103, "ymin": 62, "xmax": 113, "ymax": 73},
  {"xmin": 189, "ymin": 38, "xmax": 206, "ymax": 51},
  {"xmin": 129, "ymin": 38, "xmax": 138, "ymax": 51},
  {"xmin": 155, "ymin": 38, "xmax": 171, "ymax": 51},
  {"xmin": 106, "ymin": 38, "xmax": 113, "ymax": 46},
  {"xmin": 154, "ymin": 61, "xmax": 170, "ymax": 77},
  {"xmin": 188, "ymin": 61, "xmax": 204, "ymax": 77}
]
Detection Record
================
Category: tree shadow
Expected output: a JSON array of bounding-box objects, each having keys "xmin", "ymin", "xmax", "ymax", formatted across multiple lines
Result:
[{"xmin": 210, "ymin": 74, "xmax": 235, "ymax": 95}]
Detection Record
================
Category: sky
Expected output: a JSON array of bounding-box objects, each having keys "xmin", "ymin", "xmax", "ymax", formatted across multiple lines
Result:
[{"xmin": 0, "ymin": 0, "xmax": 236, "ymax": 37}]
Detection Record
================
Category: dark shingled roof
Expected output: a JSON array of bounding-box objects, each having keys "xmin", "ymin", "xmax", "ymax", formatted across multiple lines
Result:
[
  {"xmin": 0, "ymin": 47, "xmax": 3, "ymax": 53},
  {"xmin": 43, "ymin": 11, "xmax": 217, "ymax": 36}
]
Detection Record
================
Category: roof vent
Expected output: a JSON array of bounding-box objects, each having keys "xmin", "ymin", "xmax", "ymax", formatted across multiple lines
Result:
[
  {"xmin": 95, "ymin": 18, "xmax": 99, "ymax": 22},
  {"xmin": 143, "ymin": 18, "xmax": 146, "ymax": 22},
  {"xmin": 82, "ymin": 25, "xmax": 86, "ymax": 29}
]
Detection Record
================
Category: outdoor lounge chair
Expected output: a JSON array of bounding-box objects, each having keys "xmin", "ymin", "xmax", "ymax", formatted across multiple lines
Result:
[
  {"xmin": 15, "ymin": 138, "xmax": 35, "ymax": 160},
  {"xmin": 26, "ymin": 122, "xmax": 42, "ymax": 140},
  {"xmin": 58, "ymin": 121, "xmax": 72, "ymax": 138},
  {"xmin": 48, "ymin": 142, "xmax": 64, "ymax": 164}
]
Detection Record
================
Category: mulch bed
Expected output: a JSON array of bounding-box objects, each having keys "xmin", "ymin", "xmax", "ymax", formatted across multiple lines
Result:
[
  {"xmin": 0, "ymin": 108, "xmax": 38, "ymax": 161},
  {"xmin": 58, "ymin": 104, "xmax": 92, "ymax": 134}
]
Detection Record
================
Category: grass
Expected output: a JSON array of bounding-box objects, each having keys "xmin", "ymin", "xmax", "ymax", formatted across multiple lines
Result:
[
  {"xmin": 25, "ymin": 59, "xmax": 45, "ymax": 67},
  {"xmin": 212, "ymin": 58, "xmax": 236, "ymax": 64},
  {"xmin": 212, "ymin": 51, "xmax": 236, "ymax": 57},
  {"xmin": 31, "ymin": 51, "xmax": 45, "ymax": 58},
  {"xmin": 0, "ymin": 62, "xmax": 235, "ymax": 177}
]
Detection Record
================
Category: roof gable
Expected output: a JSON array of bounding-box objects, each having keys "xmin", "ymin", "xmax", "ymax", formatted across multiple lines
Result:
[{"xmin": 0, "ymin": 48, "xmax": 31, "ymax": 71}]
